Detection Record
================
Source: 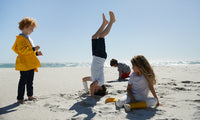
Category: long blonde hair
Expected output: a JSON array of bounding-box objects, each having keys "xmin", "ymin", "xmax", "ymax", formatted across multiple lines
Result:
[{"xmin": 131, "ymin": 55, "xmax": 156, "ymax": 85}]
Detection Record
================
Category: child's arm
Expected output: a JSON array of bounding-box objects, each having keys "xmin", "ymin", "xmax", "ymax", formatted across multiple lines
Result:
[
  {"xmin": 118, "ymin": 65, "xmax": 122, "ymax": 79},
  {"xmin": 149, "ymin": 84, "xmax": 160, "ymax": 106},
  {"xmin": 126, "ymin": 84, "xmax": 136, "ymax": 103},
  {"xmin": 118, "ymin": 69, "xmax": 122, "ymax": 79},
  {"xmin": 90, "ymin": 81, "xmax": 98, "ymax": 97},
  {"xmin": 17, "ymin": 38, "xmax": 35, "ymax": 55}
]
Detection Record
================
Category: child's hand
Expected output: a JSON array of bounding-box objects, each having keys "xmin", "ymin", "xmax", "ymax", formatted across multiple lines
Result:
[
  {"xmin": 130, "ymin": 96, "xmax": 136, "ymax": 103},
  {"xmin": 156, "ymin": 100, "xmax": 162, "ymax": 106},
  {"xmin": 35, "ymin": 46, "xmax": 40, "ymax": 51},
  {"xmin": 37, "ymin": 51, "xmax": 43, "ymax": 56},
  {"xmin": 157, "ymin": 102, "xmax": 163, "ymax": 106}
]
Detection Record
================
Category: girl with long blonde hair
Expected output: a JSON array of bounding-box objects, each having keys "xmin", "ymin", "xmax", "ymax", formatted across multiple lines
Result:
[{"xmin": 106, "ymin": 55, "xmax": 160, "ymax": 111}]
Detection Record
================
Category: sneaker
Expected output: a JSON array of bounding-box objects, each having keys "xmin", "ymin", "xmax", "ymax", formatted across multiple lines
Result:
[
  {"xmin": 28, "ymin": 96, "xmax": 37, "ymax": 101},
  {"xmin": 124, "ymin": 104, "xmax": 131, "ymax": 112},
  {"xmin": 17, "ymin": 100, "xmax": 25, "ymax": 104}
]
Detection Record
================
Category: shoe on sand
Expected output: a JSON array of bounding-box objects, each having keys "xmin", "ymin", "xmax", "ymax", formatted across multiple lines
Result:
[{"xmin": 124, "ymin": 104, "xmax": 131, "ymax": 112}]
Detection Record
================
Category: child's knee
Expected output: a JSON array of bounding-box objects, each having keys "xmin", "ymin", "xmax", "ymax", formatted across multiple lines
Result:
[
  {"xmin": 146, "ymin": 98, "xmax": 157, "ymax": 107},
  {"xmin": 82, "ymin": 76, "xmax": 90, "ymax": 82},
  {"xmin": 116, "ymin": 99, "xmax": 124, "ymax": 108}
]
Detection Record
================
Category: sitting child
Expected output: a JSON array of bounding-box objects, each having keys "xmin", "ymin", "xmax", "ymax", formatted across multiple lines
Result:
[
  {"xmin": 106, "ymin": 55, "xmax": 160, "ymax": 111},
  {"xmin": 110, "ymin": 59, "xmax": 131, "ymax": 80}
]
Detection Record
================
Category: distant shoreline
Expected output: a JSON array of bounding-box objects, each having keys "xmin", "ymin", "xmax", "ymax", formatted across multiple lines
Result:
[{"xmin": 1, "ymin": 59, "xmax": 200, "ymax": 68}]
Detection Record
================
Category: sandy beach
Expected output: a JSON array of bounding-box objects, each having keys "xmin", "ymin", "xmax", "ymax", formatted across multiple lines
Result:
[{"xmin": 0, "ymin": 65, "xmax": 200, "ymax": 120}]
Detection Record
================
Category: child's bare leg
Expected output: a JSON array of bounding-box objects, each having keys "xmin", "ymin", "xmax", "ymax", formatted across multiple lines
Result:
[
  {"xmin": 99, "ymin": 11, "xmax": 116, "ymax": 38},
  {"xmin": 92, "ymin": 13, "xmax": 109, "ymax": 39}
]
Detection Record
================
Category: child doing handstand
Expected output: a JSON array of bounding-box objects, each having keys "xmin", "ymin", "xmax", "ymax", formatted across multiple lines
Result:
[{"xmin": 82, "ymin": 11, "xmax": 115, "ymax": 98}]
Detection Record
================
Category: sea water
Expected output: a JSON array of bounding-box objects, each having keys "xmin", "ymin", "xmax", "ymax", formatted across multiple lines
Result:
[{"xmin": 1, "ymin": 59, "xmax": 200, "ymax": 68}]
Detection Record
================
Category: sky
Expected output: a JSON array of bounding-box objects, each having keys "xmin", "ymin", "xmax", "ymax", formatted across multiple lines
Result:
[{"xmin": 0, "ymin": 0, "xmax": 200, "ymax": 63}]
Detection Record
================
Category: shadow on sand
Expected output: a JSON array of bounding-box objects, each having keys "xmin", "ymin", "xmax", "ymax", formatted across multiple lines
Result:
[
  {"xmin": 126, "ymin": 106, "xmax": 158, "ymax": 120},
  {"xmin": 106, "ymin": 79, "xmax": 129, "ymax": 83},
  {"xmin": 69, "ymin": 94, "xmax": 101, "ymax": 119},
  {"xmin": 0, "ymin": 102, "xmax": 20, "ymax": 115}
]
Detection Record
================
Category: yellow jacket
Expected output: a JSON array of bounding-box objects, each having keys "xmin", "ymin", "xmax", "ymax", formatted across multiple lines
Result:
[{"xmin": 12, "ymin": 35, "xmax": 41, "ymax": 72}]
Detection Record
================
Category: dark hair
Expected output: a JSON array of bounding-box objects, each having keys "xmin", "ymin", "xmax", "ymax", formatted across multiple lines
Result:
[
  {"xmin": 110, "ymin": 59, "xmax": 118, "ymax": 66},
  {"xmin": 94, "ymin": 85, "xmax": 107, "ymax": 96}
]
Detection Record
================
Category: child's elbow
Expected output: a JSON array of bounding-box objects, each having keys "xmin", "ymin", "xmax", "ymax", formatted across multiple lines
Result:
[
  {"xmin": 126, "ymin": 89, "xmax": 130, "ymax": 93},
  {"xmin": 126, "ymin": 87, "xmax": 132, "ymax": 93}
]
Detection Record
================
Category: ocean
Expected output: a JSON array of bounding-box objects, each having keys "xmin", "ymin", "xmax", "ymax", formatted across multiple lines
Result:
[{"xmin": 0, "ymin": 59, "xmax": 200, "ymax": 68}]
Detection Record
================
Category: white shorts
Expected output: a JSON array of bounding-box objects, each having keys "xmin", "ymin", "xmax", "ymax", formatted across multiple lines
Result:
[
  {"xmin": 90, "ymin": 56, "xmax": 105, "ymax": 86},
  {"xmin": 116, "ymin": 94, "xmax": 157, "ymax": 108}
]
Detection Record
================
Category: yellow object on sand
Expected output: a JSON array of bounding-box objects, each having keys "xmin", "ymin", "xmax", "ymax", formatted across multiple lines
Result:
[
  {"xmin": 124, "ymin": 101, "xmax": 147, "ymax": 112},
  {"xmin": 12, "ymin": 35, "xmax": 41, "ymax": 72},
  {"xmin": 105, "ymin": 98, "xmax": 118, "ymax": 103}
]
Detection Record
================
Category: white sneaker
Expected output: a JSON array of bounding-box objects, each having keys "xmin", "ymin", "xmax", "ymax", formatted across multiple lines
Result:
[{"xmin": 124, "ymin": 104, "xmax": 131, "ymax": 112}]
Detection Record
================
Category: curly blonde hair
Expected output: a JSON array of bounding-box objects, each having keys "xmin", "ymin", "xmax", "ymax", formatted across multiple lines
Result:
[
  {"xmin": 18, "ymin": 17, "xmax": 37, "ymax": 30},
  {"xmin": 131, "ymin": 55, "xmax": 156, "ymax": 85}
]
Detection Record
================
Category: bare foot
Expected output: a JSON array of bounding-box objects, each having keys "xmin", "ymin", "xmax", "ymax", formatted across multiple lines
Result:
[
  {"xmin": 103, "ymin": 13, "xmax": 109, "ymax": 25},
  {"xmin": 17, "ymin": 100, "xmax": 25, "ymax": 104},
  {"xmin": 109, "ymin": 11, "xmax": 116, "ymax": 23},
  {"xmin": 28, "ymin": 96, "xmax": 37, "ymax": 101}
]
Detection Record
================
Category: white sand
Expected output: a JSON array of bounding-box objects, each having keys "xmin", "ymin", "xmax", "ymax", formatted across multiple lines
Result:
[{"xmin": 0, "ymin": 65, "xmax": 200, "ymax": 120}]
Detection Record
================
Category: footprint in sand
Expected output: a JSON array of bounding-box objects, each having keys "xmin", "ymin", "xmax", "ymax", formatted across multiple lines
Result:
[
  {"xmin": 172, "ymin": 87, "xmax": 191, "ymax": 91},
  {"xmin": 193, "ymin": 100, "xmax": 200, "ymax": 103},
  {"xmin": 181, "ymin": 80, "xmax": 200, "ymax": 88},
  {"xmin": 109, "ymin": 90, "xmax": 126, "ymax": 95},
  {"xmin": 104, "ymin": 84, "xmax": 113, "ymax": 87},
  {"xmin": 181, "ymin": 81, "xmax": 193, "ymax": 84},
  {"xmin": 43, "ymin": 103, "xmax": 68, "ymax": 112},
  {"xmin": 181, "ymin": 80, "xmax": 200, "ymax": 85}
]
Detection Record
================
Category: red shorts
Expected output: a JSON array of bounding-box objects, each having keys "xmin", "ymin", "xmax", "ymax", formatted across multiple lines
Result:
[{"xmin": 121, "ymin": 71, "xmax": 130, "ymax": 78}]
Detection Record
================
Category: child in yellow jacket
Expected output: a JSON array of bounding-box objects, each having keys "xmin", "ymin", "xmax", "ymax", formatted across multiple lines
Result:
[{"xmin": 12, "ymin": 17, "xmax": 42, "ymax": 104}]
